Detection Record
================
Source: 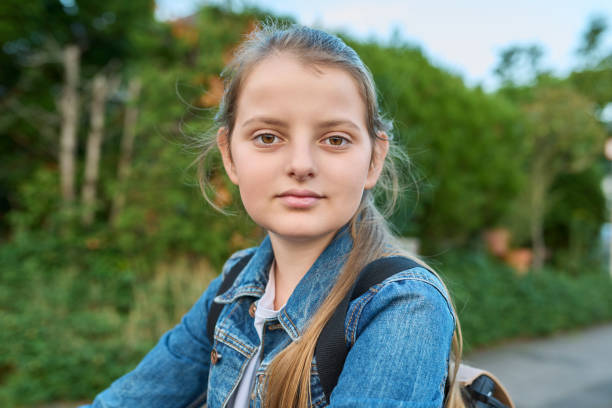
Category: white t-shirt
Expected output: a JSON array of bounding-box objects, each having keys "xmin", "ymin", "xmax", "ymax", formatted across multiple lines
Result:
[{"xmin": 230, "ymin": 261, "xmax": 283, "ymax": 407}]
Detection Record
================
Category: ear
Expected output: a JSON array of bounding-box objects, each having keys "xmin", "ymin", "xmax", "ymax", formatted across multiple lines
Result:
[
  {"xmin": 365, "ymin": 131, "xmax": 390, "ymax": 190},
  {"xmin": 216, "ymin": 127, "xmax": 239, "ymax": 185}
]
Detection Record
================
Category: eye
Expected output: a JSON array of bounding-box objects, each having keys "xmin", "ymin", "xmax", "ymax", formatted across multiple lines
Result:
[
  {"xmin": 253, "ymin": 133, "xmax": 281, "ymax": 145},
  {"xmin": 323, "ymin": 135, "xmax": 350, "ymax": 147}
]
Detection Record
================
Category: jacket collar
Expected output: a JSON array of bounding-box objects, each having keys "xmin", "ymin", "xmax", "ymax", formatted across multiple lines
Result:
[{"xmin": 215, "ymin": 226, "xmax": 353, "ymax": 340}]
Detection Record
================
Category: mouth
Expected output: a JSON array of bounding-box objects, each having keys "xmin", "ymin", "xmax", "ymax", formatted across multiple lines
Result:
[{"xmin": 277, "ymin": 189, "xmax": 325, "ymax": 209}]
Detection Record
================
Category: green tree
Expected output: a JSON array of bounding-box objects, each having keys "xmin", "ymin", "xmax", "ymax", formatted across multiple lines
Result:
[
  {"xmin": 0, "ymin": 0, "xmax": 162, "ymax": 234},
  {"xmin": 349, "ymin": 40, "xmax": 527, "ymax": 250},
  {"xmin": 575, "ymin": 14, "xmax": 609, "ymax": 63},
  {"xmin": 520, "ymin": 85, "xmax": 606, "ymax": 269},
  {"xmin": 494, "ymin": 44, "xmax": 545, "ymax": 86},
  {"xmin": 570, "ymin": 15, "xmax": 612, "ymax": 122}
]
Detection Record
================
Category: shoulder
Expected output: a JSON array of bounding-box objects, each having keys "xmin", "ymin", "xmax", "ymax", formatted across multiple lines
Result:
[
  {"xmin": 330, "ymin": 265, "xmax": 456, "ymax": 405},
  {"xmin": 218, "ymin": 247, "xmax": 258, "ymax": 278},
  {"xmin": 345, "ymin": 265, "xmax": 456, "ymax": 346}
]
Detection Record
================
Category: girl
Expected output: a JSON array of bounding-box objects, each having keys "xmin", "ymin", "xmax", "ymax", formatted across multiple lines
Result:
[{"xmin": 86, "ymin": 23, "xmax": 464, "ymax": 408}]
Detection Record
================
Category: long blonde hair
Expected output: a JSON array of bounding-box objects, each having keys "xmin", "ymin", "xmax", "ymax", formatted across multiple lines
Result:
[{"xmin": 196, "ymin": 22, "xmax": 465, "ymax": 408}]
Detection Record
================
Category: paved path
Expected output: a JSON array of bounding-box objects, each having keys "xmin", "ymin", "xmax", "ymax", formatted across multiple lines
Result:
[{"xmin": 464, "ymin": 323, "xmax": 612, "ymax": 408}]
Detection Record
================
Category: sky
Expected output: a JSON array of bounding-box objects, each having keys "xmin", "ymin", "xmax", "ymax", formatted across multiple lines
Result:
[{"xmin": 155, "ymin": 0, "xmax": 612, "ymax": 91}]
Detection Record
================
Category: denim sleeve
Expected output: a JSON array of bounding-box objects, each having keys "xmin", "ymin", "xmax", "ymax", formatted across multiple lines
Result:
[
  {"xmin": 83, "ymin": 251, "xmax": 249, "ymax": 408},
  {"xmin": 329, "ymin": 269, "xmax": 456, "ymax": 408}
]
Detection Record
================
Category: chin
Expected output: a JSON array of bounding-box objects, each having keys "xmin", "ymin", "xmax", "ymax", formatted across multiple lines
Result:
[
  {"xmin": 271, "ymin": 227, "xmax": 330, "ymax": 242},
  {"xmin": 264, "ymin": 221, "xmax": 340, "ymax": 243}
]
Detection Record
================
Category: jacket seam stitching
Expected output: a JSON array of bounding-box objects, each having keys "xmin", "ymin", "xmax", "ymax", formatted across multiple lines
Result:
[
  {"xmin": 350, "ymin": 277, "xmax": 455, "ymax": 344},
  {"xmin": 347, "ymin": 288, "xmax": 379, "ymax": 345},
  {"xmin": 281, "ymin": 309, "xmax": 300, "ymax": 338},
  {"xmin": 215, "ymin": 303, "xmax": 256, "ymax": 356},
  {"xmin": 214, "ymin": 328, "xmax": 254, "ymax": 357},
  {"xmin": 385, "ymin": 274, "xmax": 447, "ymax": 298}
]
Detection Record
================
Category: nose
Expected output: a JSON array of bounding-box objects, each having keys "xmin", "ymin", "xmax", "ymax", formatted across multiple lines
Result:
[{"xmin": 286, "ymin": 139, "xmax": 317, "ymax": 181}]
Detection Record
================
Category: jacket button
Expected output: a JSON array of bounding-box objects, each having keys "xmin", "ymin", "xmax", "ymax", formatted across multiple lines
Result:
[
  {"xmin": 211, "ymin": 349, "xmax": 221, "ymax": 365},
  {"xmin": 249, "ymin": 302, "xmax": 257, "ymax": 318}
]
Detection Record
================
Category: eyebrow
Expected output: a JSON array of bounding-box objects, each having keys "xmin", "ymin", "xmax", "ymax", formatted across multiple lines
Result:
[
  {"xmin": 241, "ymin": 116, "xmax": 288, "ymax": 128},
  {"xmin": 241, "ymin": 116, "xmax": 362, "ymax": 131}
]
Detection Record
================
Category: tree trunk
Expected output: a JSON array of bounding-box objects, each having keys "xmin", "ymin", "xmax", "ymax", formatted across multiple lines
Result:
[
  {"xmin": 81, "ymin": 74, "xmax": 108, "ymax": 226},
  {"xmin": 530, "ymin": 174, "xmax": 548, "ymax": 270},
  {"xmin": 111, "ymin": 77, "xmax": 142, "ymax": 225},
  {"xmin": 531, "ymin": 209, "xmax": 545, "ymax": 270},
  {"xmin": 59, "ymin": 45, "xmax": 80, "ymax": 208}
]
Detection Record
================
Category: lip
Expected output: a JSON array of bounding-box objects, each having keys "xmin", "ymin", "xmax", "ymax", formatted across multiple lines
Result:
[
  {"xmin": 277, "ymin": 189, "xmax": 325, "ymax": 209},
  {"xmin": 278, "ymin": 189, "xmax": 324, "ymax": 198}
]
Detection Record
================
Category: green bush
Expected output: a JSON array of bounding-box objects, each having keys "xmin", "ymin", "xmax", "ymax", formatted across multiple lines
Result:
[
  {"xmin": 0, "ymin": 232, "xmax": 218, "ymax": 406},
  {"xmin": 438, "ymin": 251, "xmax": 612, "ymax": 352}
]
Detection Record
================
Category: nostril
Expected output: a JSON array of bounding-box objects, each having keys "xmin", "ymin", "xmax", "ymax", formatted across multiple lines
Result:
[
  {"xmin": 286, "ymin": 145, "xmax": 317, "ymax": 179},
  {"xmin": 290, "ymin": 170, "xmax": 315, "ymax": 181}
]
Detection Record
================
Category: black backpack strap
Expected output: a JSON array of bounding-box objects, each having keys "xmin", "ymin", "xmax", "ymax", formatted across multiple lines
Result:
[
  {"xmin": 206, "ymin": 253, "xmax": 254, "ymax": 345},
  {"xmin": 315, "ymin": 256, "xmax": 428, "ymax": 403}
]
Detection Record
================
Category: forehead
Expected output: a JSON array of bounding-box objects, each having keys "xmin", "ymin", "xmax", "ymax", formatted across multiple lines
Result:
[{"xmin": 235, "ymin": 53, "xmax": 368, "ymax": 128}]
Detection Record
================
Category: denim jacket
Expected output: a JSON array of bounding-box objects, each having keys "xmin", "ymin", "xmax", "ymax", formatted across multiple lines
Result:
[{"xmin": 86, "ymin": 228, "xmax": 455, "ymax": 408}]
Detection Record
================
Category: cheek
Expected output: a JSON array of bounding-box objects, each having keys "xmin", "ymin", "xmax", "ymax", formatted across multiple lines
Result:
[
  {"xmin": 327, "ymin": 153, "xmax": 372, "ymax": 192},
  {"xmin": 232, "ymin": 151, "xmax": 273, "ymax": 213},
  {"xmin": 231, "ymin": 146, "xmax": 272, "ymax": 183},
  {"xmin": 238, "ymin": 185, "xmax": 260, "ymax": 213},
  {"xmin": 236, "ymin": 179, "xmax": 271, "ymax": 227}
]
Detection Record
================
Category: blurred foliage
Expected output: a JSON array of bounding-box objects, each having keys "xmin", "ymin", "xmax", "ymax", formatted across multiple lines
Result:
[
  {"xmin": 0, "ymin": 232, "xmax": 218, "ymax": 406},
  {"xmin": 349, "ymin": 40, "xmax": 528, "ymax": 248},
  {"xmin": 494, "ymin": 44, "xmax": 546, "ymax": 86},
  {"xmin": 544, "ymin": 161, "xmax": 608, "ymax": 274},
  {"xmin": 1, "ymin": 1, "xmax": 612, "ymax": 406},
  {"xmin": 516, "ymin": 83, "xmax": 605, "ymax": 268},
  {"xmin": 440, "ymin": 250, "xmax": 612, "ymax": 352},
  {"xmin": 2, "ymin": 4, "xmax": 266, "ymax": 269}
]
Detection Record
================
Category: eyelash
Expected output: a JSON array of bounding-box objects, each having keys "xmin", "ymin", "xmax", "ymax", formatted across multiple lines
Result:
[
  {"xmin": 252, "ymin": 133, "xmax": 351, "ymax": 147},
  {"xmin": 322, "ymin": 135, "xmax": 350, "ymax": 146},
  {"xmin": 253, "ymin": 133, "xmax": 281, "ymax": 145}
]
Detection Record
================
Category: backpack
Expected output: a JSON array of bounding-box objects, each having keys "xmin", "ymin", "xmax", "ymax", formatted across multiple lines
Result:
[{"xmin": 207, "ymin": 254, "xmax": 515, "ymax": 408}]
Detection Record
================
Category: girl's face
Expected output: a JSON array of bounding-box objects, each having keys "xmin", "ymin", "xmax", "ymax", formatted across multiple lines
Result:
[{"xmin": 218, "ymin": 53, "xmax": 388, "ymax": 243}]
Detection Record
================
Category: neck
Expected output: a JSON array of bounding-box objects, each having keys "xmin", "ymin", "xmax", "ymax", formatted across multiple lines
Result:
[{"xmin": 268, "ymin": 231, "xmax": 337, "ymax": 309}]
